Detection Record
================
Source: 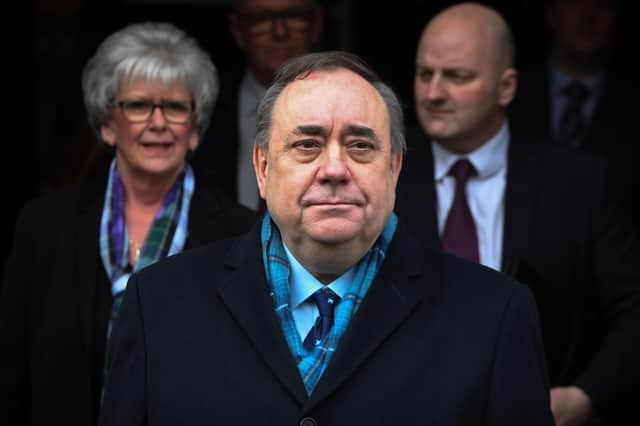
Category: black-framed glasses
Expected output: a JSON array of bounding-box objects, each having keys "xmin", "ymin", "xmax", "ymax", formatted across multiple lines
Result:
[
  {"xmin": 117, "ymin": 99, "xmax": 194, "ymax": 124},
  {"xmin": 238, "ymin": 8, "xmax": 314, "ymax": 35}
]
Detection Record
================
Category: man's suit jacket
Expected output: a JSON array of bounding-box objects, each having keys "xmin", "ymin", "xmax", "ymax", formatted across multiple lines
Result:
[
  {"xmin": 509, "ymin": 65, "xmax": 639, "ymax": 226},
  {"xmin": 0, "ymin": 171, "xmax": 256, "ymax": 426},
  {"xmin": 395, "ymin": 125, "xmax": 640, "ymax": 424},
  {"xmin": 99, "ymin": 223, "xmax": 553, "ymax": 426},
  {"xmin": 509, "ymin": 66, "xmax": 633, "ymax": 155}
]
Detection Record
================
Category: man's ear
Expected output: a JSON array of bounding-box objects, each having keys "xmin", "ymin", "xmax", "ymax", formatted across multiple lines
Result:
[
  {"xmin": 253, "ymin": 144, "xmax": 268, "ymax": 199},
  {"xmin": 498, "ymin": 67, "xmax": 517, "ymax": 107},
  {"xmin": 390, "ymin": 149, "xmax": 403, "ymax": 186}
]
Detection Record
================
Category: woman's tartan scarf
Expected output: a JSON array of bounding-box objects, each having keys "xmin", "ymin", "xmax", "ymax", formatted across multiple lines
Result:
[
  {"xmin": 260, "ymin": 212, "xmax": 397, "ymax": 395},
  {"xmin": 99, "ymin": 159, "xmax": 194, "ymax": 397}
]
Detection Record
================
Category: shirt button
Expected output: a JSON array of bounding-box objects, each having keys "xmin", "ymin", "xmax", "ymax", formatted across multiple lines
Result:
[{"xmin": 299, "ymin": 417, "xmax": 317, "ymax": 426}]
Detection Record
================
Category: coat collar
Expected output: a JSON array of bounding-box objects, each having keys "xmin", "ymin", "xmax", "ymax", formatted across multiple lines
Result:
[
  {"xmin": 217, "ymin": 223, "xmax": 309, "ymax": 404},
  {"xmin": 216, "ymin": 223, "xmax": 437, "ymax": 410},
  {"xmin": 501, "ymin": 141, "xmax": 544, "ymax": 275},
  {"xmin": 72, "ymin": 178, "xmax": 109, "ymax": 352},
  {"xmin": 396, "ymin": 126, "xmax": 441, "ymax": 249},
  {"xmin": 183, "ymin": 184, "xmax": 231, "ymax": 248},
  {"xmin": 305, "ymin": 224, "xmax": 437, "ymax": 411}
]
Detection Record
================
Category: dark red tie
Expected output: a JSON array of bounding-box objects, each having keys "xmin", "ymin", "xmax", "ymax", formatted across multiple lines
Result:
[{"xmin": 441, "ymin": 159, "xmax": 479, "ymax": 263}]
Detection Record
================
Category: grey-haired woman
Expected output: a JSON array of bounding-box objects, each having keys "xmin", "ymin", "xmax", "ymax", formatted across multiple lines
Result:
[{"xmin": 1, "ymin": 21, "xmax": 255, "ymax": 425}]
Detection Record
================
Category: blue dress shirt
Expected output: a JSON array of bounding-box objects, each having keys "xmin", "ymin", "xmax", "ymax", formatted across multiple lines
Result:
[{"xmin": 283, "ymin": 242, "xmax": 353, "ymax": 340}]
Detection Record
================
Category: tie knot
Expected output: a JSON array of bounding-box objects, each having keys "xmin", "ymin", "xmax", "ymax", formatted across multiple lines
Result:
[
  {"xmin": 310, "ymin": 288, "xmax": 339, "ymax": 318},
  {"xmin": 564, "ymin": 81, "xmax": 589, "ymax": 103},
  {"xmin": 448, "ymin": 159, "xmax": 477, "ymax": 184}
]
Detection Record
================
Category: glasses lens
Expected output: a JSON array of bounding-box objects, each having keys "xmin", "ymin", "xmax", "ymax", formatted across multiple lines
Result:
[
  {"xmin": 241, "ymin": 9, "xmax": 311, "ymax": 35},
  {"xmin": 162, "ymin": 101, "xmax": 192, "ymax": 123},
  {"xmin": 122, "ymin": 100, "xmax": 153, "ymax": 122},
  {"xmin": 119, "ymin": 100, "xmax": 192, "ymax": 123},
  {"xmin": 246, "ymin": 15, "xmax": 272, "ymax": 34},
  {"xmin": 283, "ymin": 11, "xmax": 311, "ymax": 30}
]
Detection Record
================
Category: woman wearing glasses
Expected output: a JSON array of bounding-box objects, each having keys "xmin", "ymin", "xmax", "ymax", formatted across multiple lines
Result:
[{"xmin": 1, "ymin": 22, "xmax": 255, "ymax": 425}]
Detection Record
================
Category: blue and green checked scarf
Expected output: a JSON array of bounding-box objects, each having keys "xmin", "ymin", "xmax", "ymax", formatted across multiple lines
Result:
[
  {"xmin": 99, "ymin": 159, "xmax": 194, "ymax": 305},
  {"xmin": 99, "ymin": 159, "xmax": 194, "ymax": 396},
  {"xmin": 261, "ymin": 212, "xmax": 397, "ymax": 395}
]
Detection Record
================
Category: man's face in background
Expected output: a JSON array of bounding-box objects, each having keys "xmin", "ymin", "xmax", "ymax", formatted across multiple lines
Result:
[{"xmin": 230, "ymin": 0, "xmax": 323, "ymax": 86}]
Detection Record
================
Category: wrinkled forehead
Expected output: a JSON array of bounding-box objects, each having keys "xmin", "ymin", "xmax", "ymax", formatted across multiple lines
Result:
[{"xmin": 273, "ymin": 69, "xmax": 390, "ymax": 135}]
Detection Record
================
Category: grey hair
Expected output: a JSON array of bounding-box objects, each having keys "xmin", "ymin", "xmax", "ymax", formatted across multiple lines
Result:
[
  {"xmin": 255, "ymin": 51, "xmax": 406, "ymax": 154},
  {"xmin": 81, "ymin": 21, "xmax": 218, "ymax": 144}
]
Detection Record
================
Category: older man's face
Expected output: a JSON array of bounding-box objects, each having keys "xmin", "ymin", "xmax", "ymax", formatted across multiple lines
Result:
[
  {"xmin": 254, "ymin": 68, "xmax": 402, "ymax": 273},
  {"xmin": 230, "ymin": 0, "xmax": 321, "ymax": 86},
  {"xmin": 548, "ymin": 0, "xmax": 618, "ymax": 55}
]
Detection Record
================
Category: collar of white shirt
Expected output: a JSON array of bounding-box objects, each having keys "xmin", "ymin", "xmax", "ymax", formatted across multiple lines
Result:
[
  {"xmin": 432, "ymin": 121, "xmax": 510, "ymax": 182},
  {"xmin": 548, "ymin": 63, "xmax": 603, "ymax": 102},
  {"xmin": 239, "ymin": 69, "xmax": 267, "ymax": 119}
]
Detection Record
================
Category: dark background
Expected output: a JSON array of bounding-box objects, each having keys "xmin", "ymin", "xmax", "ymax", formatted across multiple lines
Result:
[{"xmin": 3, "ymin": 0, "xmax": 634, "ymax": 268}]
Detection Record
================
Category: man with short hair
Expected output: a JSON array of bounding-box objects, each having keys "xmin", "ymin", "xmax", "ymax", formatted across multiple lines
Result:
[
  {"xmin": 510, "ymin": 0, "xmax": 638, "ymax": 227},
  {"xmin": 100, "ymin": 51, "xmax": 553, "ymax": 426},
  {"xmin": 396, "ymin": 3, "xmax": 640, "ymax": 426},
  {"xmin": 193, "ymin": 0, "xmax": 323, "ymax": 211}
]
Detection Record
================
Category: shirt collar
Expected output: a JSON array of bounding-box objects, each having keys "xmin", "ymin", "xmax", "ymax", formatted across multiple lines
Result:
[
  {"xmin": 432, "ymin": 121, "xmax": 509, "ymax": 181},
  {"xmin": 548, "ymin": 63, "xmax": 604, "ymax": 99},
  {"xmin": 239, "ymin": 69, "xmax": 267, "ymax": 117},
  {"xmin": 284, "ymin": 241, "xmax": 354, "ymax": 309}
]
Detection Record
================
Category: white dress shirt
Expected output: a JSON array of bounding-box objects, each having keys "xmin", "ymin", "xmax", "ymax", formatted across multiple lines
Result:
[
  {"xmin": 283, "ymin": 242, "xmax": 353, "ymax": 341},
  {"xmin": 432, "ymin": 122, "xmax": 509, "ymax": 271},
  {"xmin": 237, "ymin": 70, "xmax": 266, "ymax": 211}
]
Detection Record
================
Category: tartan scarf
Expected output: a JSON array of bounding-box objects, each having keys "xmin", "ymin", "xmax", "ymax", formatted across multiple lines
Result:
[
  {"xmin": 99, "ymin": 159, "xmax": 194, "ymax": 396},
  {"xmin": 99, "ymin": 159, "xmax": 194, "ymax": 299},
  {"xmin": 260, "ymin": 212, "xmax": 397, "ymax": 395},
  {"xmin": 100, "ymin": 158, "xmax": 195, "ymax": 338}
]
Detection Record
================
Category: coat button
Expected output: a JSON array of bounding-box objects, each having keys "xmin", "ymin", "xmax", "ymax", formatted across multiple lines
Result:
[{"xmin": 299, "ymin": 417, "xmax": 317, "ymax": 426}]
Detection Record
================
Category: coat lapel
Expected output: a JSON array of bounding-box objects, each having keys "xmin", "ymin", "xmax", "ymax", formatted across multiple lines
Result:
[
  {"xmin": 184, "ymin": 186, "xmax": 225, "ymax": 249},
  {"xmin": 501, "ymin": 140, "xmax": 541, "ymax": 276},
  {"xmin": 304, "ymin": 227, "xmax": 437, "ymax": 410},
  {"xmin": 72, "ymin": 182, "xmax": 107, "ymax": 357},
  {"xmin": 66, "ymin": 180, "xmax": 108, "ymax": 421},
  {"xmin": 396, "ymin": 126, "xmax": 441, "ymax": 249},
  {"xmin": 417, "ymin": 141, "xmax": 441, "ymax": 249},
  {"xmin": 216, "ymin": 227, "xmax": 308, "ymax": 405}
]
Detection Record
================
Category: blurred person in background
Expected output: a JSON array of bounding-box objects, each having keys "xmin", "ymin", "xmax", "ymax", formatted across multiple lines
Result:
[
  {"xmin": 192, "ymin": 0, "xmax": 323, "ymax": 212},
  {"xmin": 1, "ymin": 21, "xmax": 255, "ymax": 425},
  {"xmin": 396, "ymin": 3, "xmax": 640, "ymax": 425}
]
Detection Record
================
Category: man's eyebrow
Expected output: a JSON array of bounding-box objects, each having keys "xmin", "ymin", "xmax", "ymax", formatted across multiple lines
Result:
[
  {"xmin": 341, "ymin": 124, "xmax": 380, "ymax": 143},
  {"xmin": 292, "ymin": 125, "xmax": 326, "ymax": 137},
  {"xmin": 291, "ymin": 124, "xmax": 381, "ymax": 144}
]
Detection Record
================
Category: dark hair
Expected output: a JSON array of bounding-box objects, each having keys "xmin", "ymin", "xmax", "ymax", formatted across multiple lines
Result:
[{"xmin": 255, "ymin": 50, "xmax": 406, "ymax": 154}]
